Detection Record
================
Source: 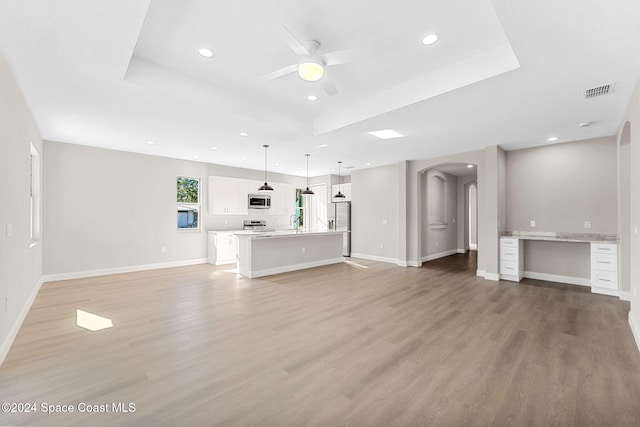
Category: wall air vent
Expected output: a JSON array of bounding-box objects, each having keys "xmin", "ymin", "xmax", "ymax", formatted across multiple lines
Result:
[{"xmin": 584, "ymin": 83, "xmax": 615, "ymax": 99}]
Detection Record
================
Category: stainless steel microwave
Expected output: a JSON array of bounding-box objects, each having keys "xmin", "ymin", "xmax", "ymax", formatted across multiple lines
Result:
[{"xmin": 248, "ymin": 194, "xmax": 271, "ymax": 209}]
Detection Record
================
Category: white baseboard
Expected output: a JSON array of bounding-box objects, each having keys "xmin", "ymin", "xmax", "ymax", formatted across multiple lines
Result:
[
  {"xmin": 421, "ymin": 249, "xmax": 458, "ymax": 262},
  {"xmin": 457, "ymin": 248, "xmax": 466, "ymax": 254},
  {"xmin": 397, "ymin": 260, "xmax": 409, "ymax": 267},
  {"xmin": 476, "ymin": 270, "xmax": 499, "ymax": 281},
  {"xmin": 620, "ymin": 291, "xmax": 632, "ymax": 301},
  {"xmin": 0, "ymin": 276, "xmax": 45, "ymax": 366},
  {"xmin": 523, "ymin": 271, "xmax": 591, "ymax": 287},
  {"xmin": 351, "ymin": 253, "xmax": 399, "ymax": 265},
  {"xmin": 42, "ymin": 258, "xmax": 208, "ymax": 282},
  {"xmin": 469, "ymin": 243, "xmax": 478, "ymax": 250},
  {"xmin": 245, "ymin": 258, "xmax": 344, "ymax": 278},
  {"xmin": 629, "ymin": 313, "xmax": 640, "ymax": 352},
  {"xmin": 591, "ymin": 287, "xmax": 620, "ymax": 297},
  {"xmin": 408, "ymin": 261, "xmax": 422, "ymax": 267}
]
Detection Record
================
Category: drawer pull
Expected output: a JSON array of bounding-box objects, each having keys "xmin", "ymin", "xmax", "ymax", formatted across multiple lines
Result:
[
  {"xmin": 599, "ymin": 261, "xmax": 612, "ymax": 264},
  {"xmin": 600, "ymin": 278, "xmax": 611, "ymax": 282}
]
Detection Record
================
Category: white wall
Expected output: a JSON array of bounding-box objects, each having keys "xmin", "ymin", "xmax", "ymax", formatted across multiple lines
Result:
[
  {"xmin": 620, "ymin": 78, "xmax": 640, "ymax": 350},
  {"xmin": 0, "ymin": 49, "xmax": 43, "ymax": 363},
  {"xmin": 351, "ymin": 163, "xmax": 399, "ymax": 263},
  {"xmin": 506, "ymin": 137, "xmax": 618, "ymax": 232},
  {"xmin": 43, "ymin": 141, "xmax": 306, "ymax": 277}
]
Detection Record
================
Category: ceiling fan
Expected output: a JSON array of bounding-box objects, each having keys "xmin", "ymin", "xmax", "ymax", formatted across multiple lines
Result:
[{"xmin": 260, "ymin": 25, "xmax": 371, "ymax": 96}]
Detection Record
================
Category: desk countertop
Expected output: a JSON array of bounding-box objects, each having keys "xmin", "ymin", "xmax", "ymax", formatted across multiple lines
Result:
[{"xmin": 500, "ymin": 231, "xmax": 618, "ymax": 243}]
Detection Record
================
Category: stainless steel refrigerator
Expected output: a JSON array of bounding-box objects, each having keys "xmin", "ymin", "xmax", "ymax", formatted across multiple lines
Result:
[{"xmin": 334, "ymin": 202, "xmax": 351, "ymax": 256}]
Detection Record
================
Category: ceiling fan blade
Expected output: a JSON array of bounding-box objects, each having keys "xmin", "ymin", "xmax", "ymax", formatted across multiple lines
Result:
[
  {"xmin": 281, "ymin": 25, "xmax": 311, "ymax": 57},
  {"xmin": 323, "ymin": 46, "xmax": 372, "ymax": 66},
  {"xmin": 319, "ymin": 74, "xmax": 338, "ymax": 96},
  {"xmin": 259, "ymin": 63, "xmax": 298, "ymax": 80}
]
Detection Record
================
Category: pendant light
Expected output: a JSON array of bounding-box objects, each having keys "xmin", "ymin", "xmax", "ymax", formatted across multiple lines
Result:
[
  {"xmin": 301, "ymin": 154, "xmax": 314, "ymax": 195},
  {"xmin": 334, "ymin": 161, "xmax": 346, "ymax": 199},
  {"xmin": 258, "ymin": 145, "xmax": 274, "ymax": 192}
]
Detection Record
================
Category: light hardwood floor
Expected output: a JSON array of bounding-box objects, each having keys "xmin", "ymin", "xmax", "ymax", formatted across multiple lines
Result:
[{"xmin": 2, "ymin": 253, "xmax": 640, "ymax": 426}]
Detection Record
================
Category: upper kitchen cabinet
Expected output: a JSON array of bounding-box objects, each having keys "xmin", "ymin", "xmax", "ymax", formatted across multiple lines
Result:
[
  {"xmin": 271, "ymin": 183, "xmax": 296, "ymax": 215},
  {"xmin": 331, "ymin": 183, "xmax": 352, "ymax": 202},
  {"xmin": 208, "ymin": 176, "xmax": 248, "ymax": 215}
]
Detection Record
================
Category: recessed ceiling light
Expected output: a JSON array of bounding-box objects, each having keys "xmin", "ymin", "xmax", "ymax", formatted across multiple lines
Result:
[
  {"xmin": 274, "ymin": 162, "xmax": 280, "ymax": 166},
  {"xmin": 330, "ymin": 169, "xmax": 335, "ymax": 172},
  {"xmin": 239, "ymin": 132, "xmax": 249, "ymax": 137},
  {"xmin": 242, "ymin": 157, "xmax": 248, "ymax": 161},
  {"xmin": 368, "ymin": 129, "xmax": 405, "ymax": 139},
  {"xmin": 316, "ymin": 144, "xmax": 329, "ymax": 148},
  {"xmin": 467, "ymin": 164, "xmax": 474, "ymax": 168},
  {"xmin": 146, "ymin": 140, "xmax": 155, "ymax": 145},
  {"xmin": 193, "ymin": 156, "xmax": 198, "ymax": 160},
  {"xmin": 547, "ymin": 136, "xmax": 558, "ymax": 142},
  {"xmin": 365, "ymin": 163, "xmax": 371, "ymax": 166},
  {"xmin": 421, "ymin": 33, "xmax": 439, "ymax": 46},
  {"xmin": 198, "ymin": 48, "xmax": 214, "ymax": 58},
  {"xmin": 307, "ymin": 95, "xmax": 318, "ymax": 101},
  {"xmin": 210, "ymin": 147, "xmax": 219, "ymax": 151}
]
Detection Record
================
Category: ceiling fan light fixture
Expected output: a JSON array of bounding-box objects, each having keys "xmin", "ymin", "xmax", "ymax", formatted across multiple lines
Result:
[{"xmin": 298, "ymin": 60, "xmax": 324, "ymax": 82}]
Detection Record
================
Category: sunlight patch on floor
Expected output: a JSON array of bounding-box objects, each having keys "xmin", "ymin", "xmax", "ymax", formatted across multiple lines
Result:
[{"xmin": 76, "ymin": 309, "xmax": 113, "ymax": 331}]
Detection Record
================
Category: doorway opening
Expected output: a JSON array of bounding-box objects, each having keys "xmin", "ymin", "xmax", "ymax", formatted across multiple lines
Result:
[{"xmin": 419, "ymin": 163, "xmax": 478, "ymax": 273}]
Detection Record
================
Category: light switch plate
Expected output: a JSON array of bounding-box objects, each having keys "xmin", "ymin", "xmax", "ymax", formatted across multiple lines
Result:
[
  {"xmin": 529, "ymin": 220, "xmax": 536, "ymax": 227},
  {"xmin": 5, "ymin": 224, "xmax": 12, "ymax": 237},
  {"xmin": 584, "ymin": 221, "xmax": 591, "ymax": 229}
]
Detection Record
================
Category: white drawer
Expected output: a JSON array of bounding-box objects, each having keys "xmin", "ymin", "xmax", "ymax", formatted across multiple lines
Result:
[
  {"xmin": 591, "ymin": 243, "xmax": 617, "ymax": 255},
  {"xmin": 500, "ymin": 238, "xmax": 519, "ymax": 248},
  {"xmin": 591, "ymin": 254, "xmax": 617, "ymax": 272},
  {"xmin": 500, "ymin": 246, "xmax": 519, "ymax": 261},
  {"xmin": 591, "ymin": 270, "xmax": 618, "ymax": 290},
  {"xmin": 500, "ymin": 260, "xmax": 519, "ymax": 275}
]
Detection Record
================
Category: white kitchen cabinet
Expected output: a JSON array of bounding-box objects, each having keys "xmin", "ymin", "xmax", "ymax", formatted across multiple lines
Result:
[
  {"xmin": 208, "ymin": 176, "xmax": 248, "ymax": 215},
  {"xmin": 208, "ymin": 231, "xmax": 238, "ymax": 265},
  {"xmin": 591, "ymin": 243, "xmax": 618, "ymax": 295},
  {"xmin": 331, "ymin": 182, "xmax": 351, "ymax": 202},
  {"xmin": 499, "ymin": 237, "xmax": 524, "ymax": 281}
]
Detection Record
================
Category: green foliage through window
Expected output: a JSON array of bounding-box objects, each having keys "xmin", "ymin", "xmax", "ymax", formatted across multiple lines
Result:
[{"xmin": 177, "ymin": 177, "xmax": 199, "ymax": 203}]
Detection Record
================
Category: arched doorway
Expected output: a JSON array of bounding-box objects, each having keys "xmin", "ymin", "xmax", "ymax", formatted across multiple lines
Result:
[{"xmin": 419, "ymin": 163, "xmax": 478, "ymax": 272}]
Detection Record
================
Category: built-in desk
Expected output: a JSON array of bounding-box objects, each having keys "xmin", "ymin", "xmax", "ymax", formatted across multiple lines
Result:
[{"xmin": 500, "ymin": 231, "xmax": 619, "ymax": 296}]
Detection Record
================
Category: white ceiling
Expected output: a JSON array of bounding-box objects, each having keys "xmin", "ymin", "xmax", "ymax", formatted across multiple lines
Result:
[{"xmin": 1, "ymin": 0, "xmax": 639, "ymax": 177}]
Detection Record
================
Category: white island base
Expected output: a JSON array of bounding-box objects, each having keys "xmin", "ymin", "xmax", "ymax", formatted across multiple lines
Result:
[{"xmin": 236, "ymin": 231, "xmax": 345, "ymax": 278}]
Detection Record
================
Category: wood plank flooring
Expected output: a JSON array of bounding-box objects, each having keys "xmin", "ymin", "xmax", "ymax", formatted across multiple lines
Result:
[{"xmin": 1, "ymin": 253, "xmax": 640, "ymax": 426}]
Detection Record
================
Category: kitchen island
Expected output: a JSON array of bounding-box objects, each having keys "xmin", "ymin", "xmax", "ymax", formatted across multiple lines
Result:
[{"xmin": 236, "ymin": 230, "xmax": 345, "ymax": 278}]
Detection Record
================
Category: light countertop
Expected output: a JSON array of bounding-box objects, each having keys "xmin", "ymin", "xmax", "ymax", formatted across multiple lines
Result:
[
  {"xmin": 235, "ymin": 229, "xmax": 347, "ymax": 239},
  {"xmin": 501, "ymin": 231, "xmax": 618, "ymax": 243}
]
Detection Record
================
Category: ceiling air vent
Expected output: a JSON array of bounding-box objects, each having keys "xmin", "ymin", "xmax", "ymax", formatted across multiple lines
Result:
[{"xmin": 584, "ymin": 83, "xmax": 615, "ymax": 99}]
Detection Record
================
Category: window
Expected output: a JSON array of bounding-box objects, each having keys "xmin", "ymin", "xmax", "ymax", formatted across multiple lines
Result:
[
  {"xmin": 177, "ymin": 176, "xmax": 200, "ymax": 231},
  {"xmin": 29, "ymin": 144, "xmax": 41, "ymax": 247}
]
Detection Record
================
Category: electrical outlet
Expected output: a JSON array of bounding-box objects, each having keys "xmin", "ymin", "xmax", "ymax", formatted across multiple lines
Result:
[
  {"xmin": 530, "ymin": 220, "xmax": 536, "ymax": 227},
  {"xmin": 436, "ymin": 241, "xmax": 439, "ymax": 247},
  {"xmin": 382, "ymin": 218, "xmax": 387, "ymax": 225},
  {"xmin": 584, "ymin": 221, "xmax": 591, "ymax": 229},
  {"xmin": 379, "ymin": 243, "xmax": 384, "ymax": 249},
  {"xmin": 224, "ymin": 219, "xmax": 228, "ymax": 224},
  {"xmin": 161, "ymin": 246, "xmax": 166, "ymax": 253},
  {"xmin": 5, "ymin": 224, "xmax": 12, "ymax": 237},
  {"xmin": 301, "ymin": 247, "xmax": 306, "ymax": 254},
  {"xmin": 452, "ymin": 218, "xmax": 456, "ymax": 224}
]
